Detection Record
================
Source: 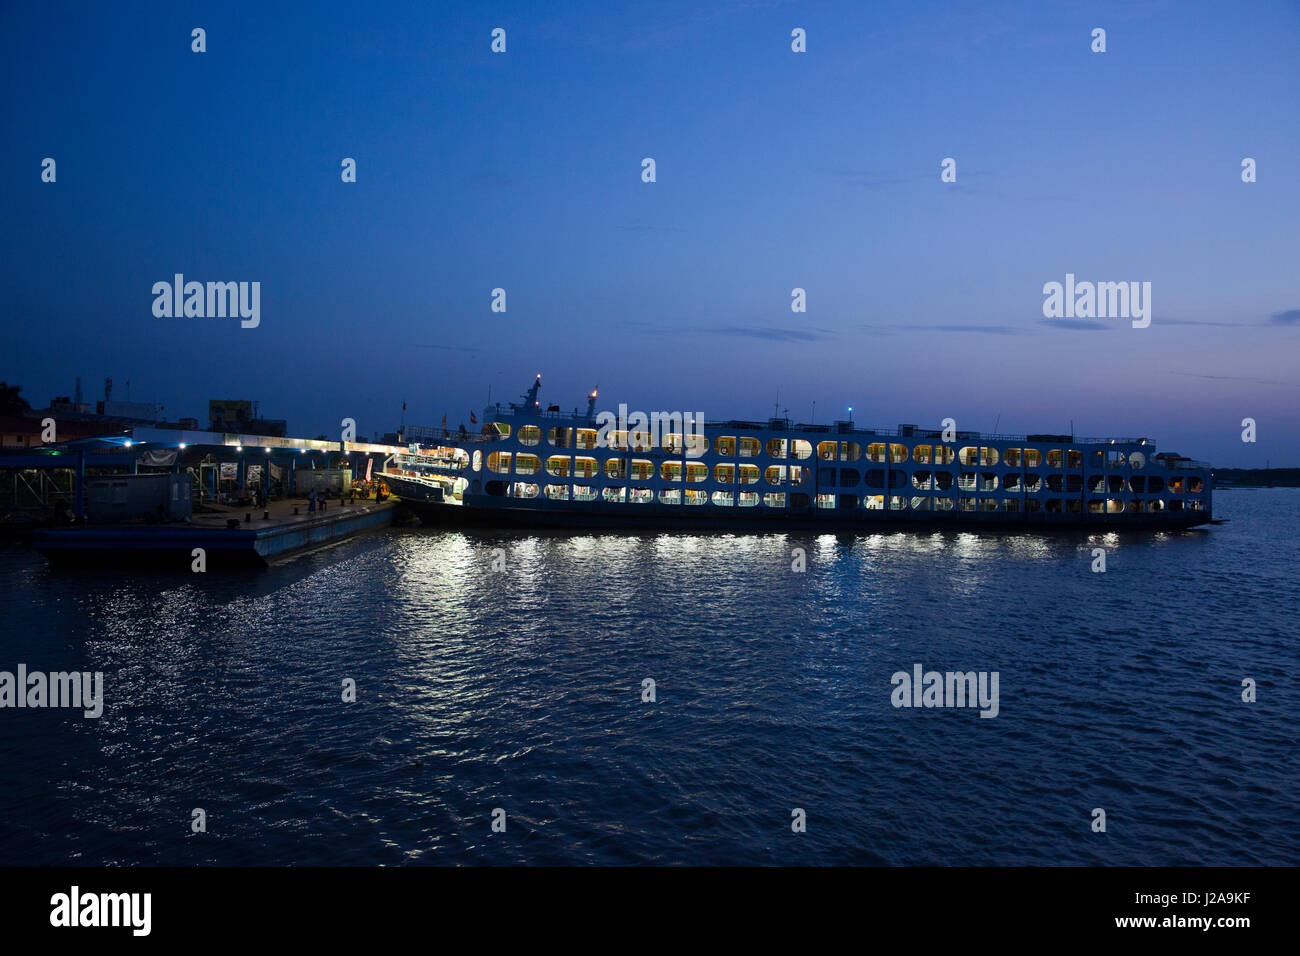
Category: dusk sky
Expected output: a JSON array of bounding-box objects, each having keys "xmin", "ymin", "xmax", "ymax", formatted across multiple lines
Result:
[{"xmin": 3, "ymin": 0, "xmax": 1297, "ymax": 466}]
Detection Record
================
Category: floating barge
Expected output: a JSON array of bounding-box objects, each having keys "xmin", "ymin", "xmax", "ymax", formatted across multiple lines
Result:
[{"xmin": 33, "ymin": 498, "xmax": 399, "ymax": 569}]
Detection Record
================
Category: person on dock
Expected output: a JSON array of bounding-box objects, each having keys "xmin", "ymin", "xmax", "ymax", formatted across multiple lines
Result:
[{"xmin": 308, "ymin": 489, "xmax": 317, "ymax": 514}]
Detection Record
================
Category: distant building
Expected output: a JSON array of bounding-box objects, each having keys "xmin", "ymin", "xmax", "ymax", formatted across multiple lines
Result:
[{"xmin": 209, "ymin": 399, "xmax": 286, "ymax": 436}]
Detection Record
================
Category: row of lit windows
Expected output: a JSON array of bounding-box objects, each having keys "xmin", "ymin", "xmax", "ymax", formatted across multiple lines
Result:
[
  {"xmin": 477, "ymin": 452, "xmax": 1204, "ymax": 494},
  {"xmin": 488, "ymin": 481, "xmax": 1204, "ymax": 513},
  {"xmin": 477, "ymin": 442, "xmax": 1145, "ymax": 469}
]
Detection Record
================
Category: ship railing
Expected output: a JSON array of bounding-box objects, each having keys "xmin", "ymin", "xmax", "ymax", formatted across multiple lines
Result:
[{"xmin": 1160, "ymin": 459, "xmax": 1211, "ymax": 470}]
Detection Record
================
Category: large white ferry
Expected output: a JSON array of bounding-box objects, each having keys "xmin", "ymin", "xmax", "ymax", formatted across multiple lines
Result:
[{"xmin": 381, "ymin": 376, "xmax": 1213, "ymax": 530}]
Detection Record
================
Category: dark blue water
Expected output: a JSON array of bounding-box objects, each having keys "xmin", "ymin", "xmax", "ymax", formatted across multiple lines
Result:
[{"xmin": 2, "ymin": 490, "xmax": 1296, "ymax": 865}]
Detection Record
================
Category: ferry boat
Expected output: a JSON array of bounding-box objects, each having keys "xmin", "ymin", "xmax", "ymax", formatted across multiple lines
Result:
[{"xmin": 381, "ymin": 376, "xmax": 1213, "ymax": 531}]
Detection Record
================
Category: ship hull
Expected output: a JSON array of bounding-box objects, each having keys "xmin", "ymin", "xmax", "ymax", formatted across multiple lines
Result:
[{"xmin": 397, "ymin": 495, "xmax": 1211, "ymax": 533}]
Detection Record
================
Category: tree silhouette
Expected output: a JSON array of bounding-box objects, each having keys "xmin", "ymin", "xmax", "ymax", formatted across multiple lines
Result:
[{"xmin": 0, "ymin": 382, "xmax": 31, "ymax": 415}]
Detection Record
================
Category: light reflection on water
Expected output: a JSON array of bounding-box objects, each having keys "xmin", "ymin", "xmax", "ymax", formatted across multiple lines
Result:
[{"xmin": 0, "ymin": 490, "xmax": 1295, "ymax": 865}]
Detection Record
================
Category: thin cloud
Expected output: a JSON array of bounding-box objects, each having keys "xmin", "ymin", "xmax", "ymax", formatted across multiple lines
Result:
[
  {"xmin": 1167, "ymin": 371, "xmax": 1300, "ymax": 389},
  {"xmin": 1269, "ymin": 309, "xmax": 1300, "ymax": 325},
  {"xmin": 1039, "ymin": 318, "xmax": 1108, "ymax": 331}
]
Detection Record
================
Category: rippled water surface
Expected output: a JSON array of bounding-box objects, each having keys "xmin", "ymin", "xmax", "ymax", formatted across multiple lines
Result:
[{"xmin": 2, "ymin": 490, "xmax": 1296, "ymax": 865}]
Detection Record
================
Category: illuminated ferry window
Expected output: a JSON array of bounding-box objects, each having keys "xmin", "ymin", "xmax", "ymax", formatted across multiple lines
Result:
[
  {"xmin": 573, "ymin": 457, "xmax": 598, "ymax": 479},
  {"xmin": 684, "ymin": 489, "xmax": 708, "ymax": 505},
  {"xmin": 544, "ymin": 483, "xmax": 569, "ymax": 500},
  {"xmin": 958, "ymin": 472, "xmax": 978, "ymax": 491},
  {"xmin": 1088, "ymin": 475, "xmax": 1106, "ymax": 494},
  {"xmin": 1106, "ymin": 450, "xmax": 1126, "ymax": 466},
  {"xmin": 629, "ymin": 488, "xmax": 653, "ymax": 504},
  {"xmin": 791, "ymin": 440, "xmax": 813, "ymax": 460},
  {"xmin": 766, "ymin": 438, "xmax": 788, "ymax": 459},
  {"xmin": 472, "ymin": 450, "xmax": 482, "ymax": 472},
  {"xmin": 958, "ymin": 447, "xmax": 980, "ymax": 466},
  {"xmin": 763, "ymin": 492, "xmax": 786, "ymax": 508},
  {"xmin": 1003, "ymin": 448, "xmax": 1022, "ymax": 467},
  {"xmin": 764, "ymin": 465, "xmax": 786, "ymax": 485},
  {"xmin": 933, "ymin": 496, "xmax": 954, "ymax": 511},
  {"xmin": 629, "ymin": 431, "xmax": 652, "ymax": 452},
  {"xmin": 658, "ymin": 489, "xmax": 682, "ymax": 505},
  {"xmin": 547, "ymin": 427, "xmax": 572, "ymax": 449},
  {"xmin": 979, "ymin": 498, "xmax": 998, "ymax": 511},
  {"xmin": 866, "ymin": 443, "xmax": 887, "ymax": 463},
  {"xmin": 487, "ymin": 452, "xmax": 512, "ymax": 474},
  {"xmin": 958, "ymin": 497, "xmax": 976, "ymax": 512},
  {"xmin": 1046, "ymin": 449, "xmax": 1064, "ymax": 468},
  {"xmin": 574, "ymin": 429, "xmax": 598, "ymax": 450},
  {"xmin": 685, "ymin": 462, "xmax": 708, "ymax": 483},
  {"xmin": 573, "ymin": 485, "xmax": 597, "ymax": 501},
  {"xmin": 910, "ymin": 496, "xmax": 931, "ymax": 511},
  {"xmin": 1149, "ymin": 499, "xmax": 1166, "ymax": 511},
  {"xmin": 792, "ymin": 466, "xmax": 809, "ymax": 486},
  {"xmin": 818, "ymin": 441, "xmax": 837, "ymax": 460},
  {"xmin": 602, "ymin": 486, "xmax": 626, "ymax": 502},
  {"xmin": 1003, "ymin": 473, "xmax": 1021, "ymax": 492},
  {"xmin": 513, "ymin": 482, "xmax": 539, "ymax": 498},
  {"xmin": 816, "ymin": 493, "xmax": 837, "ymax": 509},
  {"xmin": 890, "ymin": 496, "xmax": 908, "ymax": 510},
  {"xmin": 1068, "ymin": 449, "xmax": 1083, "ymax": 468},
  {"xmin": 515, "ymin": 454, "xmax": 540, "ymax": 475},
  {"xmin": 545, "ymin": 455, "xmax": 571, "ymax": 477},
  {"xmin": 685, "ymin": 434, "xmax": 708, "ymax": 457},
  {"xmin": 712, "ymin": 490, "xmax": 735, "ymax": 506},
  {"xmin": 1001, "ymin": 498, "xmax": 1020, "ymax": 512},
  {"xmin": 1023, "ymin": 448, "xmax": 1041, "ymax": 467},
  {"xmin": 935, "ymin": 472, "xmax": 954, "ymax": 491},
  {"xmin": 738, "ymin": 464, "xmax": 760, "ymax": 485},
  {"xmin": 715, "ymin": 436, "xmax": 736, "ymax": 456},
  {"xmin": 738, "ymin": 491, "xmax": 760, "ymax": 507},
  {"xmin": 738, "ymin": 437, "xmax": 761, "ymax": 458},
  {"xmin": 912, "ymin": 445, "xmax": 933, "ymax": 464},
  {"xmin": 912, "ymin": 471, "xmax": 932, "ymax": 490},
  {"xmin": 934, "ymin": 445, "xmax": 955, "ymax": 465},
  {"xmin": 1188, "ymin": 476, "xmax": 1204, "ymax": 493},
  {"xmin": 1106, "ymin": 499, "xmax": 1124, "ymax": 514},
  {"xmin": 662, "ymin": 433, "xmax": 684, "ymax": 454},
  {"xmin": 660, "ymin": 461, "xmax": 682, "ymax": 482},
  {"xmin": 604, "ymin": 458, "xmax": 626, "ymax": 479},
  {"xmin": 843, "ymin": 442, "xmax": 862, "ymax": 462},
  {"xmin": 605, "ymin": 430, "xmax": 628, "ymax": 451},
  {"xmin": 980, "ymin": 472, "xmax": 998, "ymax": 491},
  {"xmin": 1022, "ymin": 474, "xmax": 1042, "ymax": 492},
  {"xmin": 518, "ymin": 425, "xmax": 541, "ymax": 446},
  {"xmin": 863, "ymin": 494, "xmax": 885, "ymax": 510},
  {"xmin": 630, "ymin": 459, "xmax": 654, "ymax": 481},
  {"xmin": 979, "ymin": 447, "xmax": 998, "ymax": 466},
  {"xmin": 714, "ymin": 463, "xmax": 735, "ymax": 483},
  {"xmin": 891, "ymin": 444, "xmax": 909, "ymax": 463}
]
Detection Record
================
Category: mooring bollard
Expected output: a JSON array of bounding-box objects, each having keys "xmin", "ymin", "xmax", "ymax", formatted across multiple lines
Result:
[{"xmin": 263, "ymin": 510, "xmax": 270, "ymax": 521}]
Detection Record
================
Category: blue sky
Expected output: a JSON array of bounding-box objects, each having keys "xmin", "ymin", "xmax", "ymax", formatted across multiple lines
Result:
[{"xmin": 2, "ymin": 0, "xmax": 1297, "ymax": 465}]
